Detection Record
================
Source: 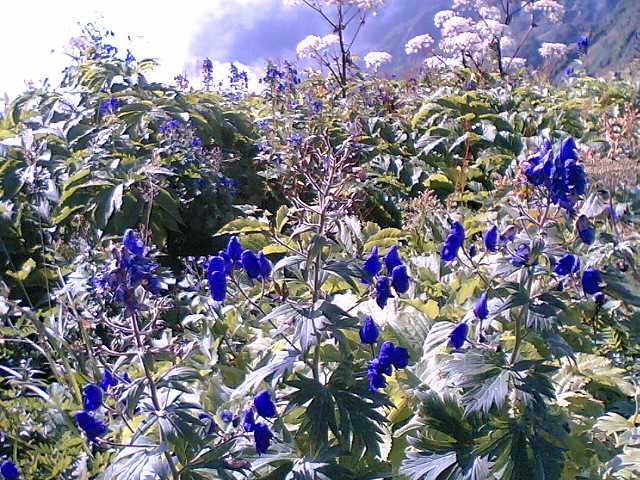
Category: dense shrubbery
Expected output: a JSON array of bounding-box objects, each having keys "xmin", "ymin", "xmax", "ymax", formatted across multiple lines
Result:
[{"xmin": 1, "ymin": 4, "xmax": 640, "ymax": 479}]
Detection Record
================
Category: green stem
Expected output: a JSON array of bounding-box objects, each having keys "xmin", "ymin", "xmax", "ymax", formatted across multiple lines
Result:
[{"xmin": 509, "ymin": 267, "xmax": 534, "ymax": 365}]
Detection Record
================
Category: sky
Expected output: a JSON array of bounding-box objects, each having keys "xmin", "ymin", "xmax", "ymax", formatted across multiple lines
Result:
[{"xmin": 0, "ymin": 0, "xmax": 429, "ymax": 100}]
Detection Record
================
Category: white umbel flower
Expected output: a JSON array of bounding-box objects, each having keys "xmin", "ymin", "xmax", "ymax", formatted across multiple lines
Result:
[
  {"xmin": 405, "ymin": 34, "xmax": 434, "ymax": 55},
  {"xmin": 364, "ymin": 51, "xmax": 392, "ymax": 71},
  {"xmin": 539, "ymin": 42, "xmax": 569, "ymax": 60}
]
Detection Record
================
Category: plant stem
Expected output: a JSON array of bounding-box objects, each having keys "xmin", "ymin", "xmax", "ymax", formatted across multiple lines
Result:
[{"xmin": 509, "ymin": 267, "xmax": 534, "ymax": 365}]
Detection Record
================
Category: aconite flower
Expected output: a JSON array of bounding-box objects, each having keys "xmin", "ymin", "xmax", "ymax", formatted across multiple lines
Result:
[
  {"xmin": 241, "ymin": 250, "xmax": 261, "ymax": 280},
  {"xmin": 257, "ymin": 252, "xmax": 272, "ymax": 279},
  {"xmin": 254, "ymin": 390, "xmax": 277, "ymax": 418},
  {"xmin": 391, "ymin": 265, "xmax": 410, "ymax": 293},
  {"xmin": 384, "ymin": 245, "xmax": 403, "ymax": 272},
  {"xmin": 554, "ymin": 254, "xmax": 580, "ymax": 276},
  {"xmin": 359, "ymin": 315, "xmax": 379, "ymax": 344},
  {"xmin": 254, "ymin": 421, "xmax": 274, "ymax": 454},
  {"xmin": 473, "ymin": 293, "xmax": 489, "ymax": 320},
  {"xmin": 242, "ymin": 408, "xmax": 255, "ymax": 432},
  {"xmin": 375, "ymin": 276, "xmax": 394, "ymax": 309},
  {"xmin": 449, "ymin": 322, "xmax": 468, "ymax": 349},
  {"xmin": 582, "ymin": 268, "xmax": 602, "ymax": 295},
  {"xmin": 367, "ymin": 359, "xmax": 387, "ymax": 392},
  {"xmin": 441, "ymin": 221, "xmax": 465, "ymax": 261},
  {"xmin": 0, "ymin": 460, "xmax": 20, "ymax": 480},
  {"xmin": 226, "ymin": 236, "xmax": 243, "ymax": 264},
  {"xmin": 220, "ymin": 410, "xmax": 234, "ymax": 423},
  {"xmin": 510, "ymin": 243, "xmax": 530, "ymax": 267},
  {"xmin": 576, "ymin": 215, "xmax": 595, "ymax": 245},
  {"xmin": 75, "ymin": 411, "xmax": 108, "ymax": 443},
  {"xmin": 362, "ymin": 246, "xmax": 381, "ymax": 282},
  {"xmin": 483, "ymin": 225, "xmax": 498, "ymax": 252},
  {"xmin": 198, "ymin": 412, "xmax": 217, "ymax": 435},
  {"xmin": 82, "ymin": 384, "xmax": 103, "ymax": 412},
  {"xmin": 99, "ymin": 369, "xmax": 118, "ymax": 391}
]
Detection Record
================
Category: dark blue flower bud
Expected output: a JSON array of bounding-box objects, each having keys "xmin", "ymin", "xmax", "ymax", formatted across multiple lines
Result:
[
  {"xmin": 576, "ymin": 215, "xmax": 595, "ymax": 245},
  {"xmin": 510, "ymin": 243, "xmax": 530, "ymax": 267},
  {"xmin": 367, "ymin": 358, "xmax": 387, "ymax": 391},
  {"xmin": 559, "ymin": 137, "xmax": 577, "ymax": 162},
  {"xmin": 242, "ymin": 408, "xmax": 255, "ymax": 432},
  {"xmin": 554, "ymin": 254, "xmax": 580, "ymax": 276},
  {"xmin": 198, "ymin": 412, "xmax": 216, "ymax": 434},
  {"xmin": 241, "ymin": 250, "xmax": 261, "ymax": 280},
  {"xmin": 362, "ymin": 246, "xmax": 381, "ymax": 283},
  {"xmin": 208, "ymin": 270, "xmax": 226, "ymax": 302},
  {"xmin": 375, "ymin": 275, "xmax": 394, "ymax": 309},
  {"xmin": 391, "ymin": 346, "xmax": 409, "ymax": 369},
  {"xmin": 483, "ymin": 225, "xmax": 498, "ymax": 252},
  {"xmin": 500, "ymin": 225, "xmax": 516, "ymax": 243},
  {"xmin": 74, "ymin": 411, "xmax": 108, "ymax": 443},
  {"xmin": 449, "ymin": 322, "xmax": 468, "ymax": 349},
  {"xmin": 473, "ymin": 293, "xmax": 489, "ymax": 320},
  {"xmin": 99, "ymin": 369, "xmax": 118, "ymax": 391},
  {"xmin": 218, "ymin": 250, "xmax": 233, "ymax": 274},
  {"xmin": 258, "ymin": 252, "xmax": 272, "ymax": 279},
  {"xmin": 82, "ymin": 384, "xmax": 103, "ymax": 412},
  {"xmin": 207, "ymin": 256, "xmax": 225, "ymax": 276},
  {"xmin": 391, "ymin": 264, "xmax": 410, "ymax": 294},
  {"xmin": 378, "ymin": 341, "xmax": 396, "ymax": 371},
  {"xmin": 254, "ymin": 421, "xmax": 274, "ymax": 454},
  {"xmin": 359, "ymin": 315, "xmax": 379, "ymax": 344},
  {"xmin": 254, "ymin": 390, "xmax": 276, "ymax": 418},
  {"xmin": 226, "ymin": 236, "xmax": 243, "ymax": 263},
  {"xmin": 577, "ymin": 35, "xmax": 589, "ymax": 54},
  {"xmin": 220, "ymin": 410, "xmax": 234, "ymax": 423},
  {"xmin": 384, "ymin": 245, "xmax": 403, "ymax": 273},
  {"xmin": 122, "ymin": 229, "xmax": 144, "ymax": 256},
  {"xmin": 582, "ymin": 268, "xmax": 602, "ymax": 295},
  {"xmin": 594, "ymin": 292, "xmax": 606, "ymax": 306},
  {"xmin": 0, "ymin": 460, "xmax": 20, "ymax": 480},
  {"xmin": 441, "ymin": 221, "xmax": 465, "ymax": 261}
]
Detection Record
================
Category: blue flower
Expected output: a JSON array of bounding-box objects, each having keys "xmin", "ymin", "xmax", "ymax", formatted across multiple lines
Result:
[
  {"xmin": 449, "ymin": 322, "xmax": 468, "ymax": 349},
  {"xmin": 367, "ymin": 358, "xmax": 387, "ymax": 392},
  {"xmin": 218, "ymin": 250, "xmax": 233, "ymax": 274},
  {"xmin": 123, "ymin": 229, "xmax": 144, "ymax": 256},
  {"xmin": 378, "ymin": 341, "xmax": 396, "ymax": 372},
  {"xmin": 441, "ymin": 221, "xmax": 465, "ymax": 261},
  {"xmin": 559, "ymin": 137, "xmax": 577, "ymax": 162},
  {"xmin": 241, "ymin": 250, "xmax": 261, "ymax": 280},
  {"xmin": 311, "ymin": 100, "xmax": 323, "ymax": 114},
  {"xmin": 0, "ymin": 460, "xmax": 20, "ymax": 480},
  {"xmin": 207, "ymin": 256, "xmax": 226, "ymax": 277},
  {"xmin": 391, "ymin": 264, "xmax": 410, "ymax": 294},
  {"xmin": 99, "ymin": 369, "xmax": 118, "ymax": 391},
  {"xmin": 242, "ymin": 408, "xmax": 255, "ymax": 432},
  {"xmin": 577, "ymin": 35, "xmax": 589, "ymax": 54},
  {"xmin": 258, "ymin": 252, "xmax": 272, "ymax": 279},
  {"xmin": 159, "ymin": 119, "xmax": 179, "ymax": 134},
  {"xmin": 375, "ymin": 276, "xmax": 394, "ymax": 309},
  {"xmin": 362, "ymin": 246, "xmax": 381, "ymax": 282},
  {"xmin": 82, "ymin": 384, "xmax": 103, "ymax": 412},
  {"xmin": 565, "ymin": 66, "xmax": 575, "ymax": 77},
  {"xmin": 254, "ymin": 390, "xmax": 277, "ymax": 418},
  {"xmin": 226, "ymin": 236, "xmax": 243, "ymax": 264},
  {"xmin": 359, "ymin": 315, "xmax": 379, "ymax": 344},
  {"xmin": 595, "ymin": 292, "xmax": 606, "ymax": 305},
  {"xmin": 500, "ymin": 225, "xmax": 516, "ymax": 243},
  {"xmin": 208, "ymin": 270, "xmax": 226, "ymax": 302},
  {"xmin": 75, "ymin": 411, "xmax": 108, "ymax": 443},
  {"xmin": 510, "ymin": 243, "xmax": 530, "ymax": 267},
  {"xmin": 576, "ymin": 215, "xmax": 595, "ymax": 245},
  {"xmin": 254, "ymin": 421, "xmax": 274, "ymax": 455},
  {"xmin": 198, "ymin": 412, "xmax": 217, "ymax": 434},
  {"xmin": 191, "ymin": 136, "xmax": 202, "ymax": 147},
  {"xmin": 473, "ymin": 293, "xmax": 489, "ymax": 320},
  {"xmin": 384, "ymin": 245, "xmax": 403, "ymax": 272},
  {"xmin": 391, "ymin": 346, "xmax": 409, "ymax": 369},
  {"xmin": 288, "ymin": 133, "xmax": 303, "ymax": 148},
  {"xmin": 554, "ymin": 254, "xmax": 580, "ymax": 276},
  {"xmin": 483, "ymin": 225, "xmax": 498, "ymax": 252},
  {"xmin": 99, "ymin": 97, "xmax": 119, "ymax": 115},
  {"xmin": 220, "ymin": 410, "xmax": 234, "ymax": 423},
  {"xmin": 582, "ymin": 268, "xmax": 602, "ymax": 295}
]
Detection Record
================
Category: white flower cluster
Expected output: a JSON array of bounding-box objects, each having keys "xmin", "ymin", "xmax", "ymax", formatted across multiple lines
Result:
[
  {"xmin": 405, "ymin": 34, "xmax": 434, "ymax": 55},
  {"xmin": 538, "ymin": 42, "xmax": 569, "ymax": 60},
  {"xmin": 284, "ymin": 0, "xmax": 385, "ymax": 10},
  {"xmin": 501, "ymin": 56, "xmax": 527, "ymax": 72},
  {"xmin": 296, "ymin": 34, "xmax": 340, "ymax": 58},
  {"xmin": 363, "ymin": 51, "xmax": 392, "ymax": 71},
  {"xmin": 524, "ymin": 0, "xmax": 565, "ymax": 23}
]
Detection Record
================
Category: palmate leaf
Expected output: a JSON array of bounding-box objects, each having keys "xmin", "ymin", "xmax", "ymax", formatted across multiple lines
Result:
[
  {"xmin": 102, "ymin": 437, "xmax": 170, "ymax": 480},
  {"xmin": 402, "ymin": 452, "xmax": 457, "ymax": 480},
  {"xmin": 286, "ymin": 365, "xmax": 392, "ymax": 459}
]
